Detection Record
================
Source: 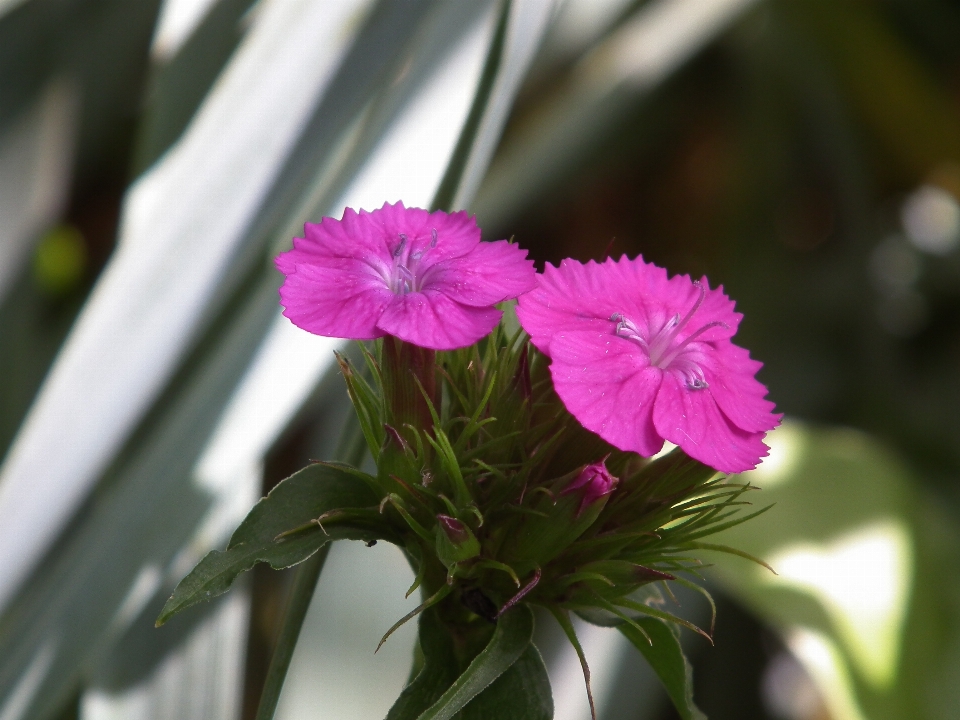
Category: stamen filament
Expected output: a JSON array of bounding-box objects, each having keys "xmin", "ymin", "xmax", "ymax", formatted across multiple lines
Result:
[
  {"xmin": 657, "ymin": 320, "xmax": 727, "ymax": 368},
  {"xmin": 611, "ymin": 282, "xmax": 726, "ymax": 389},
  {"xmin": 674, "ymin": 282, "xmax": 705, "ymax": 334}
]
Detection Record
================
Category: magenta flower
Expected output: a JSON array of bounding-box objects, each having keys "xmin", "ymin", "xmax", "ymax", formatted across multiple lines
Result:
[
  {"xmin": 275, "ymin": 202, "xmax": 536, "ymax": 350},
  {"xmin": 516, "ymin": 256, "xmax": 780, "ymax": 473}
]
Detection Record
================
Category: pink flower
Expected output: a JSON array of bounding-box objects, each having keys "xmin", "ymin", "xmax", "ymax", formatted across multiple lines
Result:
[
  {"xmin": 275, "ymin": 202, "xmax": 536, "ymax": 350},
  {"xmin": 516, "ymin": 256, "xmax": 780, "ymax": 473},
  {"xmin": 562, "ymin": 461, "xmax": 618, "ymax": 515}
]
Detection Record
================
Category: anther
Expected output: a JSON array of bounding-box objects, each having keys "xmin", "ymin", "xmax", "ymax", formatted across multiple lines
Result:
[
  {"xmin": 393, "ymin": 234, "xmax": 408, "ymax": 258},
  {"xmin": 430, "ymin": 228, "xmax": 438, "ymax": 247}
]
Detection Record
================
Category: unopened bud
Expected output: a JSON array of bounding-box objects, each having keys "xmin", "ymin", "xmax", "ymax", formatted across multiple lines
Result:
[
  {"xmin": 435, "ymin": 514, "xmax": 481, "ymax": 568},
  {"xmin": 499, "ymin": 461, "xmax": 619, "ymax": 571},
  {"xmin": 561, "ymin": 461, "xmax": 618, "ymax": 515},
  {"xmin": 438, "ymin": 515, "xmax": 471, "ymax": 544}
]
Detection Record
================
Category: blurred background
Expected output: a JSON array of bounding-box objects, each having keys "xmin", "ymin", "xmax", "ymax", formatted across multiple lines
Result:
[{"xmin": 1, "ymin": 1, "xmax": 959, "ymax": 719}]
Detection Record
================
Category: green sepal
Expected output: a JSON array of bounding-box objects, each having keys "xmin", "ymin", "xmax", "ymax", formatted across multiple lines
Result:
[
  {"xmin": 156, "ymin": 462, "xmax": 391, "ymax": 625},
  {"xmin": 557, "ymin": 559, "xmax": 674, "ymax": 600},
  {"xmin": 336, "ymin": 350, "xmax": 385, "ymax": 462},
  {"xmin": 573, "ymin": 584, "xmax": 665, "ymax": 627},
  {"xmin": 380, "ymin": 336, "xmax": 438, "ymax": 443}
]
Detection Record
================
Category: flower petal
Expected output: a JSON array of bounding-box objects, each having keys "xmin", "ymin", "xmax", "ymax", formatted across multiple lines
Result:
[
  {"xmin": 426, "ymin": 239, "xmax": 536, "ymax": 307},
  {"xmin": 516, "ymin": 255, "xmax": 741, "ymax": 357},
  {"xmin": 652, "ymin": 373, "xmax": 769, "ymax": 473},
  {"xmin": 516, "ymin": 259, "xmax": 615, "ymax": 354},
  {"xmin": 548, "ymin": 330, "xmax": 665, "ymax": 457},
  {"xmin": 370, "ymin": 202, "xmax": 481, "ymax": 262},
  {"xmin": 376, "ymin": 291, "xmax": 501, "ymax": 350},
  {"xmin": 635, "ymin": 267, "xmax": 740, "ymax": 344},
  {"xmin": 697, "ymin": 341, "xmax": 781, "ymax": 433},
  {"xmin": 278, "ymin": 261, "xmax": 392, "ymax": 340}
]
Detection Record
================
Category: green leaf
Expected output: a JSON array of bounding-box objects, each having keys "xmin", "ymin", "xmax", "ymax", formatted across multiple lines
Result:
[
  {"xmin": 459, "ymin": 645, "xmax": 553, "ymax": 720},
  {"xmin": 430, "ymin": 0, "xmax": 510, "ymax": 212},
  {"xmin": 413, "ymin": 605, "xmax": 535, "ymax": 720},
  {"xmin": 386, "ymin": 608, "xmax": 461, "ymax": 720},
  {"xmin": 254, "ymin": 545, "xmax": 330, "ymax": 720},
  {"xmin": 706, "ymin": 421, "xmax": 944, "ymax": 719},
  {"xmin": 156, "ymin": 463, "xmax": 387, "ymax": 625},
  {"xmin": 620, "ymin": 619, "xmax": 706, "ymax": 720}
]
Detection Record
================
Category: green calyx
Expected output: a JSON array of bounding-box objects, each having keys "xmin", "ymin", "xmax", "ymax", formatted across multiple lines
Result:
[
  {"xmin": 495, "ymin": 468, "xmax": 614, "ymax": 574},
  {"xmin": 331, "ymin": 322, "xmax": 766, "ymax": 636}
]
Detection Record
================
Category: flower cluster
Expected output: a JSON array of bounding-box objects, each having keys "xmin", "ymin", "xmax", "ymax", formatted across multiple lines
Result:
[
  {"xmin": 278, "ymin": 203, "xmax": 779, "ymax": 473},
  {"xmin": 270, "ymin": 201, "xmax": 781, "ymax": 642},
  {"xmin": 159, "ymin": 202, "xmax": 782, "ymax": 719}
]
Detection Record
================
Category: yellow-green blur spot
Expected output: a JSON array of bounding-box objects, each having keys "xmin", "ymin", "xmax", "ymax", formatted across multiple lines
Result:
[{"xmin": 33, "ymin": 224, "xmax": 87, "ymax": 296}]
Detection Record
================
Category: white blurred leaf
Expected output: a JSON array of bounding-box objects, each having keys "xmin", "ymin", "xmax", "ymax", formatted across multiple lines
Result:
[{"xmin": 0, "ymin": 0, "xmax": 372, "ymax": 613}]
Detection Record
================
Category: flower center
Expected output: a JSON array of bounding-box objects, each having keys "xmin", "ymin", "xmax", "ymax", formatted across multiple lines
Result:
[
  {"xmin": 383, "ymin": 229, "xmax": 438, "ymax": 294},
  {"xmin": 610, "ymin": 282, "xmax": 725, "ymax": 390}
]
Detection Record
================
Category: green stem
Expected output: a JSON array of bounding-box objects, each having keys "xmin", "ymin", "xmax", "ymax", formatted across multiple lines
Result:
[
  {"xmin": 381, "ymin": 336, "xmax": 438, "ymax": 437},
  {"xmin": 253, "ymin": 544, "xmax": 330, "ymax": 720},
  {"xmin": 254, "ymin": 395, "xmax": 368, "ymax": 720}
]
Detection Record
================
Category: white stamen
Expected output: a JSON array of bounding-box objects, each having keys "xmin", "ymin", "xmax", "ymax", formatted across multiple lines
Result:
[{"xmin": 611, "ymin": 281, "xmax": 723, "ymax": 388}]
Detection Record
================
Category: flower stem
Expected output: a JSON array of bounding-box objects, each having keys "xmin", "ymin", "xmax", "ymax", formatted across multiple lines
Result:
[
  {"xmin": 380, "ymin": 336, "xmax": 438, "ymax": 442},
  {"xmin": 253, "ymin": 545, "xmax": 329, "ymax": 720}
]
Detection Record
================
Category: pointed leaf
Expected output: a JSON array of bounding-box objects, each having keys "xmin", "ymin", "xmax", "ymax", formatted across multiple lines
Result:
[
  {"xmin": 460, "ymin": 645, "xmax": 553, "ymax": 720},
  {"xmin": 386, "ymin": 608, "xmax": 461, "ymax": 720},
  {"xmin": 157, "ymin": 463, "xmax": 387, "ymax": 625},
  {"xmin": 416, "ymin": 605, "xmax": 535, "ymax": 720},
  {"xmin": 620, "ymin": 618, "xmax": 706, "ymax": 720}
]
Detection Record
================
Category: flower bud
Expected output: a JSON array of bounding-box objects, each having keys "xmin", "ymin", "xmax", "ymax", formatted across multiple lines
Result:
[
  {"xmin": 499, "ymin": 461, "xmax": 619, "ymax": 571},
  {"xmin": 561, "ymin": 461, "xmax": 618, "ymax": 516},
  {"xmin": 435, "ymin": 514, "xmax": 481, "ymax": 569}
]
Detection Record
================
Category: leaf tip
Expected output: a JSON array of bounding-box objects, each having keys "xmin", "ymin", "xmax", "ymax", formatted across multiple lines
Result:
[{"xmin": 154, "ymin": 602, "xmax": 175, "ymax": 628}]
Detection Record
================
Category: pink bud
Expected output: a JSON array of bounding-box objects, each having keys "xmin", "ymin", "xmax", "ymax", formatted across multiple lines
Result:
[
  {"xmin": 437, "ymin": 514, "xmax": 471, "ymax": 545},
  {"xmin": 561, "ymin": 461, "xmax": 618, "ymax": 515}
]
